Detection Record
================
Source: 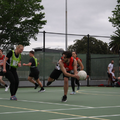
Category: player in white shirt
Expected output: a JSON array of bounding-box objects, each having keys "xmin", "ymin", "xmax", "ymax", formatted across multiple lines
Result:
[
  {"xmin": 111, "ymin": 69, "xmax": 117, "ymax": 82},
  {"xmin": 111, "ymin": 68, "xmax": 120, "ymax": 86},
  {"xmin": 107, "ymin": 60, "xmax": 114, "ymax": 86}
]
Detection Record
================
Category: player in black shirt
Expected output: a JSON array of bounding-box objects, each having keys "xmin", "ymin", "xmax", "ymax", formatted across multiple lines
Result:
[
  {"xmin": 3, "ymin": 45, "xmax": 24, "ymax": 100},
  {"xmin": 23, "ymin": 51, "xmax": 45, "ymax": 92}
]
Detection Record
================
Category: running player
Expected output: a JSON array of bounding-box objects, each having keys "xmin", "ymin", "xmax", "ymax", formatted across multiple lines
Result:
[
  {"xmin": 3, "ymin": 45, "xmax": 24, "ymax": 100},
  {"xmin": 23, "ymin": 51, "xmax": 45, "ymax": 92},
  {"xmin": 47, "ymin": 51, "xmax": 79, "ymax": 102},
  {"xmin": 70, "ymin": 51, "xmax": 84, "ymax": 95},
  {"xmin": 0, "ymin": 49, "xmax": 9, "ymax": 91}
]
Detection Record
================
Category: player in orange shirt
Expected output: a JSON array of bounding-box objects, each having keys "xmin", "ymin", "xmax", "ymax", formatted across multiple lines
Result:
[
  {"xmin": 0, "ymin": 49, "xmax": 9, "ymax": 91},
  {"xmin": 70, "ymin": 52, "xmax": 84, "ymax": 94},
  {"xmin": 47, "ymin": 51, "xmax": 79, "ymax": 102}
]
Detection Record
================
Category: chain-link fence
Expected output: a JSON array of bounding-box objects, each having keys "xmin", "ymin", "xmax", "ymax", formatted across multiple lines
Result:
[
  {"xmin": 2, "ymin": 31, "xmax": 120, "ymax": 87},
  {"xmin": 15, "ymin": 51, "xmax": 119, "ymax": 86}
]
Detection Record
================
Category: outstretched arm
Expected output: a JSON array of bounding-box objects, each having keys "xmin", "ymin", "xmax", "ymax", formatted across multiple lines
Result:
[
  {"xmin": 23, "ymin": 62, "xmax": 32, "ymax": 66},
  {"xmin": 73, "ymin": 59, "xmax": 78, "ymax": 75},
  {"xmin": 3, "ymin": 57, "xmax": 8, "ymax": 73},
  {"xmin": 78, "ymin": 59, "xmax": 84, "ymax": 70}
]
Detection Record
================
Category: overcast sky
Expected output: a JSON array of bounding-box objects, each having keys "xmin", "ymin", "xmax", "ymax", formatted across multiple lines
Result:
[{"xmin": 24, "ymin": 0, "xmax": 117, "ymax": 51}]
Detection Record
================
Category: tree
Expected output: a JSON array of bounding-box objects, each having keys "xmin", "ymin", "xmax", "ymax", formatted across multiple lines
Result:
[
  {"xmin": 68, "ymin": 36, "xmax": 111, "ymax": 54},
  {"xmin": 0, "ymin": 0, "xmax": 46, "ymax": 49},
  {"xmin": 109, "ymin": 29, "xmax": 120, "ymax": 54},
  {"xmin": 108, "ymin": 0, "xmax": 120, "ymax": 53}
]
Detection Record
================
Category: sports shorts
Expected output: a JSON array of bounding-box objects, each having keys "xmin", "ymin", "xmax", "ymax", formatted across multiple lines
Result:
[
  {"xmin": 0, "ymin": 72, "xmax": 4, "ymax": 76},
  {"xmin": 29, "ymin": 68, "xmax": 39, "ymax": 80},
  {"xmin": 107, "ymin": 72, "xmax": 110, "ymax": 78},
  {"xmin": 49, "ymin": 69, "xmax": 70, "ymax": 80},
  {"xmin": 0, "ymin": 67, "xmax": 4, "ymax": 76}
]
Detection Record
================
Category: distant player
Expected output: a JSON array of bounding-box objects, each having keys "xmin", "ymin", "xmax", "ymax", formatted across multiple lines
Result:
[
  {"xmin": 111, "ymin": 69, "xmax": 118, "ymax": 83},
  {"xmin": 0, "ymin": 49, "xmax": 9, "ymax": 91},
  {"xmin": 70, "ymin": 51, "xmax": 84, "ymax": 95},
  {"xmin": 23, "ymin": 51, "xmax": 45, "ymax": 92},
  {"xmin": 3, "ymin": 45, "xmax": 24, "ymax": 100},
  {"xmin": 107, "ymin": 60, "xmax": 114, "ymax": 86},
  {"xmin": 47, "ymin": 51, "xmax": 79, "ymax": 102}
]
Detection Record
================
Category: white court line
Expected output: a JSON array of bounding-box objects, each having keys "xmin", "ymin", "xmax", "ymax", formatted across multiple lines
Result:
[
  {"xmin": 1, "ymin": 98, "xmax": 120, "ymax": 111},
  {"xmin": 0, "ymin": 99, "xmax": 119, "ymax": 120},
  {"xmin": 49, "ymin": 114, "xmax": 120, "ymax": 120},
  {"xmin": 78, "ymin": 90, "xmax": 120, "ymax": 94},
  {"xmin": 17, "ymin": 90, "xmax": 64, "ymax": 93},
  {"xmin": 50, "ymin": 117, "xmax": 87, "ymax": 120},
  {"xmin": 15, "ymin": 99, "xmax": 120, "ymax": 111},
  {"xmin": 19, "ymin": 99, "xmax": 91, "ymax": 108},
  {"xmin": 0, "ymin": 110, "xmax": 39, "ymax": 115},
  {"xmin": 0, "ymin": 97, "xmax": 91, "ymax": 108},
  {"xmin": 42, "ymin": 105, "xmax": 120, "ymax": 111}
]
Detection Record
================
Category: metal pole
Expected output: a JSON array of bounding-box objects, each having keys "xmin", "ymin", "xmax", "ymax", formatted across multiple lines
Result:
[
  {"xmin": 43, "ymin": 31, "xmax": 45, "ymax": 87},
  {"xmin": 87, "ymin": 34, "xmax": 90, "ymax": 86},
  {"xmin": 119, "ymin": 51, "xmax": 120, "ymax": 77},
  {"xmin": 65, "ymin": 0, "xmax": 67, "ymax": 51}
]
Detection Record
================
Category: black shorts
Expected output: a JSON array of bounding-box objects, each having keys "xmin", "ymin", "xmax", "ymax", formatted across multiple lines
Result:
[
  {"xmin": 29, "ymin": 69, "xmax": 39, "ymax": 80},
  {"xmin": 63, "ymin": 71, "xmax": 70, "ymax": 79},
  {"xmin": 0, "ymin": 72, "xmax": 4, "ymax": 76},
  {"xmin": 49, "ymin": 69, "xmax": 70, "ymax": 80},
  {"xmin": 107, "ymin": 72, "xmax": 110, "ymax": 78}
]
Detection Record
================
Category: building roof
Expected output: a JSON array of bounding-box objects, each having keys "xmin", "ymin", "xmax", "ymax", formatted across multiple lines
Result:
[{"xmin": 32, "ymin": 47, "xmax": 64, "ymax": 53}]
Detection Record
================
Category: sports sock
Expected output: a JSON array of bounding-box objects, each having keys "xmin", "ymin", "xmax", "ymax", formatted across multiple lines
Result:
[
  {"xmin": 35, "ymin": 83, "xmax": 38, "ymax": 86},
  {"xmin": 34, "ymin": 83, "xmax": 38, "ymax": 89},
  {"xmin": 5, "ymin": 84, "xmax": 8, "ymax": 87},
  {"xmin": 47, "ymin": 81, "xmax": 52, "ymax": 86},
  {"xmin": 41, "ymin": 87, "xmax": 44, "ymax": 90}
]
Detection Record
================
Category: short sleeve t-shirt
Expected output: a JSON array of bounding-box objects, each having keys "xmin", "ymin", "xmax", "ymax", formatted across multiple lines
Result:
[
  {"xmin": 111, "ymin": 72, "xmax": 115, "ymax": 81},
  {"xmin": 29, "ymin": 57, "xmax": 36, "ymax": 67},
  {"xmin": 29, "ymin": 57, "xmax": 38, "ymax": 71},
  {"xmin": 108, "ymin": 63, "xmax": 113, "ymax": 73}
]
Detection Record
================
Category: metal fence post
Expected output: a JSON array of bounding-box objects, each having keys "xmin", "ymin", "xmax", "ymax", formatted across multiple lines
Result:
[
  {"xmin": 87, "ymin": 34, "xmax": 90, "ymax": 86},
  {"xmin": 43, "ymin": 31, "xmax": 45, "ymax": 87}
]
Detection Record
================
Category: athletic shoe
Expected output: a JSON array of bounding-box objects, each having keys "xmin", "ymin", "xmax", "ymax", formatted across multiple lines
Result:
[
  {"xmin": 47, "ymin": 79, "xmax": 56, "ymax": 86},
  {"xmin": 61, "ymin": 95, "xmax": 67, "ymax": 102},
  {"xmin": 10, "ymin": 95, "xmax": 17, "ymax": 101},
  {"xmin": 38, "ymin": 88, "xmax": 45, "ymax": 92},
  {"xmin": 34, "ymin": 83, "xmax": 38, "ymax": 89},
  {"xmin": 5, "ymin": 85, "xmax": 9, "ymax": 92},
  {"xmin": 70, "ymin": 91, "xmax": 76, "ymax": 95}
]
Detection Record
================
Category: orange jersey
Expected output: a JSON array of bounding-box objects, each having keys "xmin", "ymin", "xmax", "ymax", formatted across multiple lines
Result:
[
  {"xmin": 76, "ymin": 57, "xmax": 82, "ymax": 62},
  {"xmin": 0, "ymin": 55, "xmax": 5, "ymax": 66},
  {"xmin": 61, "ymin": 57, "xmax": 74, "ymax": 71},
  {"xmin": 75, "ymin": 57, "xmax": 82, "ymax": 70}
]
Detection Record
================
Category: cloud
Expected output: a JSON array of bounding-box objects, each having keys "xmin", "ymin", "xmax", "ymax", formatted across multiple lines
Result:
[{"xmin": 24, "ymin": 0, "xmax": 117, "ymax": 51}]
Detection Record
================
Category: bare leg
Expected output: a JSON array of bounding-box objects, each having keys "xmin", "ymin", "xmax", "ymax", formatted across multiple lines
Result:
[
  {"xmin": 28, "ymin": 76, "xmax": 36, "ymax": 84},
  {"xmin": 48, "ymin": 77, "xmax": 54, "ymax": 82},
  {"xmin": 28, "ymin": 76, "xmax": 38, "ymax": 89},
  {"xmin": 62, "ymin": 77, "xmax": 68, "ymax": 102},
  {"xmin": 37, "ymin": 79, "xmax": 45, "ymax": 92},
  {"xmin": 0, "ymin": 76, "xmax": 6, "ymax": 86},
  {"xmin": 36, "ymin": 79, "xmax": 43, "ymax": 88},
  {"xmin": 0, "ymin": 76, "xmax": 9, "ymax": 91},
  {"xmin": 47, "ymin": 77, "xmax": 55, "ymax": 86},
  {"xmin": 64, "ymin": 77, "xmax": 69, "ymax": 96}
]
